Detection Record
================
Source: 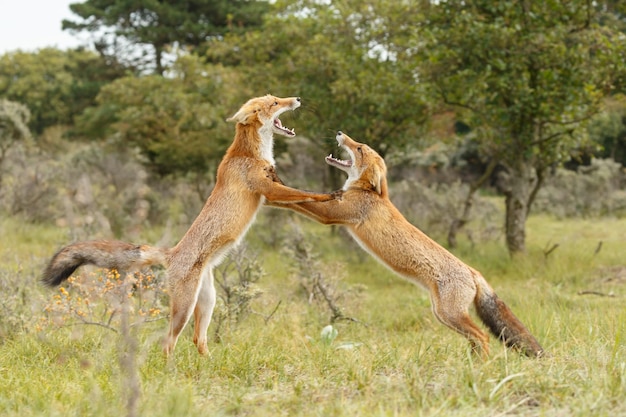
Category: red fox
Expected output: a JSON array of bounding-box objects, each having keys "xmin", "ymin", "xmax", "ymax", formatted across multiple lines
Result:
[
  {"xmin": 42, "ymin": 95, "xmax": 339, "ymax": 355},
  {"xmin": 269, "ymin": 131, "xmax": 544, "ymax": 357}
]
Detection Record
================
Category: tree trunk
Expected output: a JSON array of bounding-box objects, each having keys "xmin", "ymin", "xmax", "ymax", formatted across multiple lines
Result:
[
  {"xmin": 155, "ymin": 45, "xmax": 164, "ymax": 75},
  {"xmin": 501, "ymin": 161, "xmax": 536, "ymax": 255},
  {"xmin": 447, "ymin": 159, "xmax": 498, "ymax": 248}
]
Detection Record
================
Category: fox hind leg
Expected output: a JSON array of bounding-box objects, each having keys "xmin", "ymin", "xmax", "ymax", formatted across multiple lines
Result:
[
  {"xmin": 163, "ymin": 269, "xmax": 204, "ymax": 356},
  {"xmin": 430, "ymin": 289, "xmax": 490, "ymax": 357},
  {"xmin": 193, "ymin": 266, "xmax": 216, "ymax": 355}
]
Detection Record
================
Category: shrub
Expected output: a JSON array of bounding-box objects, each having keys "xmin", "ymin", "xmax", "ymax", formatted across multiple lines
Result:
[
  {"xmin": 212, "ymin": 244, "xmax": 266, "ymax": 342},
  {"xmin": 0, "ymin": 143, "xmax": 60, "ymax": 222},
  {"xmin": 0, "ymin": 139, "xmax": 165, "ymax": 240},
  {"xmin": 534, "ymin": 158, "xmax": 626, "ymax": 218},
  {"xmin": 282, "ymin": 222, "xmax": 364, "ymax": 323},
  {"xmin": 390, "ymin": 179, "xmax": 503, "ymax": 244},
  {"xmin": 59, "ymin": 144, "xmax": 157, "ymax": 240}
]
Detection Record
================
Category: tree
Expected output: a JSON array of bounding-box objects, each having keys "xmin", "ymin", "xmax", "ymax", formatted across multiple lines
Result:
[
  {"xmin": 0, "ymin": 100, "xmax": 31, "ymax": 187},
  {"xmin": 68, "ymin": 0, "xmax": 429, "ymax": 185},
  {"xmin": 63, "ymin": 0, "xmax": 270, "ymax": 74},
  {"xmin": 208, "ymin": 0, "xmax": 429, "ymax": 187},
  {"xmin": 75, "ymin": 55, "xmax": 240, "ymax": 176},
  {"xmin": 0, "ymin": 48, "xmax": 125, "ymax": 134},
  {"xmin": 415, "ymin": 0, "xmax": 626, "ymax": 255}
]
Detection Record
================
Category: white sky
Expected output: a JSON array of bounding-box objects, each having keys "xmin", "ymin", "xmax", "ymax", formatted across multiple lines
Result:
[{"xmin": 0, "ymin": 0, "xmax": 88, "ymax": 54}]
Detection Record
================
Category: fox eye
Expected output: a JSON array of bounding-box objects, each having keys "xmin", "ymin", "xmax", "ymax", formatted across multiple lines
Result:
[
  {"xmin": 273, "ymin": 101, "xmax": 278, "ymax": 106},
  {"xmin": 357, "ymin": 147, "xmax": 363, "ymax": 153}
]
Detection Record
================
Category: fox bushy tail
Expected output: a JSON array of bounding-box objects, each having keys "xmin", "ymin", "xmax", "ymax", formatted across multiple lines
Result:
[
  {"xmin": 474, "ymin": 280, "xmax": 544, "ymax": 357},
  {"xmin": 42, "ymin": 240, "xmax": 168, "ymax": 287}
]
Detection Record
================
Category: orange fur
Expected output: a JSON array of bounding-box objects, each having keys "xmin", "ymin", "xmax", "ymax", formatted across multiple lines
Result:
[
  {"xmin": 270, "ymin": 131, "xmax": 544, "ymax": 357},
  {"xmin": 42, "ymin": 95, "xmax": 338, "ymax": 355}
]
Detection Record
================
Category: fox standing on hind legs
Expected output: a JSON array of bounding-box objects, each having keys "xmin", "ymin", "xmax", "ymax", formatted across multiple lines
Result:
[
  {"xmin": 269, "ymin": 131, "xmax": 544, "ymax": 357},
  {"xmin": 42, "ymin": 95, "xmax": 338, "ymax": 355}
]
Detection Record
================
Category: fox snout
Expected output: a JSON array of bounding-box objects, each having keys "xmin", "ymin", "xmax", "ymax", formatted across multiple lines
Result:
[
  {"xmin": 336, "ymin": 131, "xmax": 345, "ymax": 145},
  {"xmin": 283, "ymin": 96, "xmax": 301, "ymax": 110},
  {"xmin": 288, "ymin": 97, "xmax": 301, "ymax": 111},
  {"xmin": 336, "ymin": 131, "xmax": 357, "ymax": 148}
]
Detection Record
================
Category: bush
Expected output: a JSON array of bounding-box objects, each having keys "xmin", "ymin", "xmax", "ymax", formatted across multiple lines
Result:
[
  {"xmin": 59, "ymin": 144, "xmax": 159, "ymax": 239},
  {"xmin": 0, "ymin": 139, "xmax": 166, "ymax": 240},
  {"xmin": 212, "ymin": 244, "xmax": 266, "ymax": 342},
  {"xmin": 390, "ymin": 179, "xmax": 503, "ymax": 244},
  {"xmin": 0, "ymin": 143, "xmax": 60, "ymax": 222},
  {"xmin": 534, "ymin": 158, "xmax": 626, "ymax": 218},
  {"xmin": 282, "ymin": 222, "xmax": 364, "ymax": 323}
]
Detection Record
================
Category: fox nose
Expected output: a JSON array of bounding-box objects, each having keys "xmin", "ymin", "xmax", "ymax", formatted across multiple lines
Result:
[
  {"xmin": 296, "ymin": 97, "xmax": 301, "ymax": 102},
  {"xmin": 337, "ymin": 130, "xmax": 343, "ymax": 136}
]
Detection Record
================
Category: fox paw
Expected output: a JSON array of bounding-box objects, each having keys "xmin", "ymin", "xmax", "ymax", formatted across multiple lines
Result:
[
  {"xmin": 331, "ymin": 189, "xmax": 344, "ymax": 200},
  {"xmin": 265, "ymin": 166, "xmax": 284, "ymax": 184}
]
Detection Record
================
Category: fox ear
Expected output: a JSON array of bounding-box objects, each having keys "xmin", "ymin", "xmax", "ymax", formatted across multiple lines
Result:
[
  {"xmin": 227, "ymin": 109, "xmax": 247, "ymax": 124},
  {"xmin": 227, "ymin": 107, "xmax": 257, "ymax": 124},
  {"xmin": 369, "ymin": 165, "xmax": 384, "ymax": 195}
]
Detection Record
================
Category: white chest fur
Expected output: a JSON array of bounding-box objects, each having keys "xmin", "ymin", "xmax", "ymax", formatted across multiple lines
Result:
[{"xmin": 258, "ymin": 125, "xmax": 275, "ymax": 165}]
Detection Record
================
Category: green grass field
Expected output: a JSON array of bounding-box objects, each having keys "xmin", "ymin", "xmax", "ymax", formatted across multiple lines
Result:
[{"xmin": 0, "ymin": 212, "xmax": 624, "ymax": 416}]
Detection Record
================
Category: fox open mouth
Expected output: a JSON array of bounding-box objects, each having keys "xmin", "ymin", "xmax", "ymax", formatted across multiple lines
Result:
[
  {"xmin": 273, "ymin": 118, "xmax": 296, "ymax": 137},
  {"xmin": 325, "ymin": 154, "xmax": 352, "ymax": 169}
]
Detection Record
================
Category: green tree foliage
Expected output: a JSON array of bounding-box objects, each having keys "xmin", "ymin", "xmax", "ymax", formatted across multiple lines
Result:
[
  {"xmin": 0, "ymin": 48, "xmax": 125, "ymax": 134},
  {"xmin": 588, "ymin": 96, "xmax": 626, "ymax": 166},
  {"xmin": 414, "ymin": 0, "xmax": 626, "ymax": 254},
  {"xmin": 208, "ymin": 0, "xmax": 428, "ymax": 165},
  {"xmin": 76, "ymin": 55, "xmax": 239, "ymax": 176},
  {"xmin": 63, "ymin": 0, "xmax": 270, "ymax": 74}
]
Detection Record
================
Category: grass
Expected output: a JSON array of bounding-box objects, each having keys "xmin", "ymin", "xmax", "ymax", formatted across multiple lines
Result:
[{"xmin": 0, "ymin": 211, "xmax": 625, "ymax": 416}]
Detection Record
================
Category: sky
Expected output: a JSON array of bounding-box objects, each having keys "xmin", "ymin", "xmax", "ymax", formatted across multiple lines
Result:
[{"xmin": 0, "ymin": 0, "xmax": 88, "ymax": 54}]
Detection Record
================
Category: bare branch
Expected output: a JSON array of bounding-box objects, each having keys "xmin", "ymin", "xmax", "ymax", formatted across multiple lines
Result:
[{"xmin": 529, "ymin": 129, "xmax": 573, "ymax": 147}]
